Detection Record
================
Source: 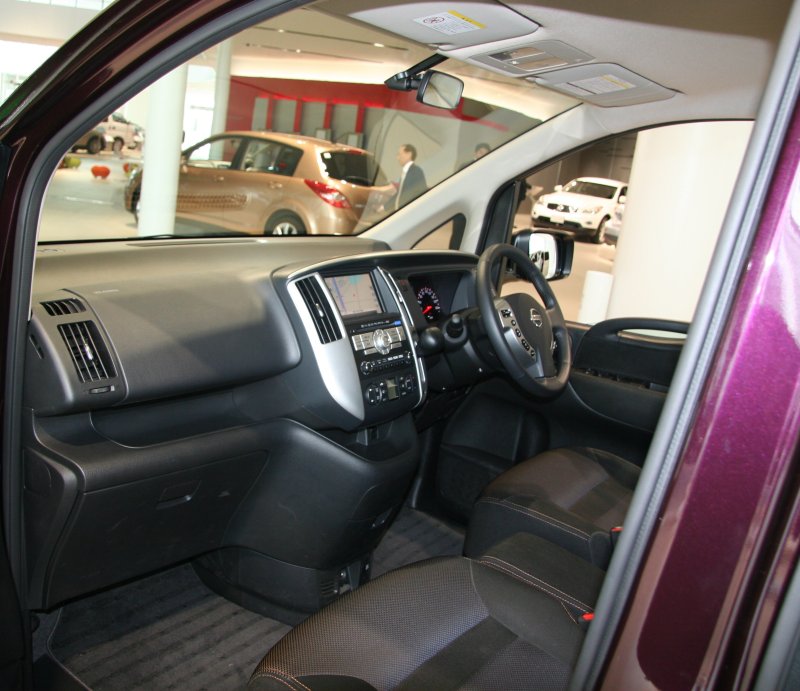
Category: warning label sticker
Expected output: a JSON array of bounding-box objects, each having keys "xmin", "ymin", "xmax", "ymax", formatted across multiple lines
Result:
[{"xmin": 413, "ymin": 11, "xmax": 486, "ymax": 35}]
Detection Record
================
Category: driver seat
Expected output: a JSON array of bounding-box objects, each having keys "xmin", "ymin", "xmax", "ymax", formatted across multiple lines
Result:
[{"xmin": 464, "ymin": 447, "xmax": 640, "ymax": 568}]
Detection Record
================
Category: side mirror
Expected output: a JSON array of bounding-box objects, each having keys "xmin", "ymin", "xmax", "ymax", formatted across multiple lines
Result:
[
  {"xmin": 553, "ymin": 184, "xmax": 563, "ymax": 193},
  {"xmin": 618, "ymin": 194, "xmax": 627, "ymax": 204},
  {"xmin": 512, "ymin": 229, "xmax": 574, "ymax": 281},
  {"xmin": 417, "ymin": 71, "xmax": 464, "ymax": 110}
]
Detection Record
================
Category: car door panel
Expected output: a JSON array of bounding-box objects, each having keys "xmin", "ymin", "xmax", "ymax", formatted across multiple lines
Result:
[{"xmin": 569, "ymin": 317, "xmax": 687, "ymax": 432}]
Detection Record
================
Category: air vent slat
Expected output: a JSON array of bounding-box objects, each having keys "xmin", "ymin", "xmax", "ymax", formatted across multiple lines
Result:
[
  {"xmin": 41, "ymin": 298, "xmax": 86, "ymax": 316},
  {"xmin": 58, "ymin": 321, "xmax": 116, "ymax": 383},
  {"xmin": 296, "ymin": 277, "xmax": 342, "ymax": 344}
]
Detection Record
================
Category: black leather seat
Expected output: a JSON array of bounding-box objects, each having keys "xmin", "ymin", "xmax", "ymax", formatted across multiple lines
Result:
[
  {"xmin": 249, "ymin": 533, "xmax": 604, "ymax": 691},
  {"xmin": 464, "ymin": 447, "xmax": 640, "ymax": 568}
]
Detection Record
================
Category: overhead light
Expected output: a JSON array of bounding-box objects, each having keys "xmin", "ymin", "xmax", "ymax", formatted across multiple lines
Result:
[
  {"xmin": 472, "ymin": 41, "xmax": 592, "ymax": 76},
  {"xmin": 373, "ymin": 42, "xmax": 384, "ymax": 48}
]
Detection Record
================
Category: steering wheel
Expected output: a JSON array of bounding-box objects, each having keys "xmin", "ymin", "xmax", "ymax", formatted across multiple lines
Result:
[{"xmin": 476, "ymin": 243, "xmax": 571, "ymax": 397}]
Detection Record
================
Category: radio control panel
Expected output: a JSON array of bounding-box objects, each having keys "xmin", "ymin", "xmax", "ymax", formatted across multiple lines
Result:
[{"xmin": 347, "ymin": 316, "xmax": 418, "ymax": 412}]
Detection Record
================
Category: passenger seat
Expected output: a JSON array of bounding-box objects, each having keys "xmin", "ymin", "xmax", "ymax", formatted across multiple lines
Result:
[
  {"xmin": 464, "ymin": 447, "xmax": 639, "ymax": 568},
  {"xmin": 248, "ymin": 533, "xmax": 603, "ymax": 690}
]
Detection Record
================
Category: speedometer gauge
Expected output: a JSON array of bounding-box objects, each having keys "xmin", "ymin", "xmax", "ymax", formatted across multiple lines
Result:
[{"xmin": 417, "ymin": 286, "xmax": 442, "ymax": 322}]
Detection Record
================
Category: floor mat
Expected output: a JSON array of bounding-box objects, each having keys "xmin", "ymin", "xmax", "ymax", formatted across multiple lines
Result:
[
  {"xmin": 46, "ymin": 507, "xmax": 463, "ymax": 689},
  {"xmin": 48, "ymin": 564, "xmax": 290, "ymax": 690},
  {"xmin": 371, "ymin": 506, "xmax": 464, "ymax": 577}
]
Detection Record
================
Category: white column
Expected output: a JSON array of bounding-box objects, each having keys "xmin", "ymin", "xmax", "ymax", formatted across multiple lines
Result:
[
  {"xmin": 606, "ymin": 121, "xmax": 753, "ymax": 322},
  {"xmin": 211, "ymin": 39, "xmax": 232, "ymax": 136},
  {"xmin": 137, "ymin": 64, "xmax": 189, "ymax": 236}
]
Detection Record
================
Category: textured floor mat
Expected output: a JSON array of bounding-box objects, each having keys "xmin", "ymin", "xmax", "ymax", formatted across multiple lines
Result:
[
  {"xmin": 48, "ymin": 564, "xmax": 290, "ymax": 690},
  {"xmin": 371, "ymin": 506, "xmax": 464, "ymax": 577},
  {"xmin": 47, "ymin": 508, "xmax": 462, "ymax": 689}
]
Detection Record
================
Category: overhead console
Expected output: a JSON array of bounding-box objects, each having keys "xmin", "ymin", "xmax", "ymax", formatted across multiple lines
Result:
[{"xmin": 287, "ymin": 265, "xmax": 426, "ymax": 429}]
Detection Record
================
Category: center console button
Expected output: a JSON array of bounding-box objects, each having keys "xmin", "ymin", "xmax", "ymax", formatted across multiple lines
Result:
[
  {"xmin": 365, "ymin": 383, "xmax": 383, "ymax": 405},
  {"xmin": 373, "ymin": 329, "xmax": 392, "ymax": 355}
]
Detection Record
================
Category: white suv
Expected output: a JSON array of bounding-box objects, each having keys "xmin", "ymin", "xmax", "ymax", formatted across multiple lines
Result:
[
  {"xmin": 532, "ymin": 176, "xmax": 627, "ymax": 243},
  {"xmin": 97, "ymin": 113, "xmax": 144, "ymax": 153}
]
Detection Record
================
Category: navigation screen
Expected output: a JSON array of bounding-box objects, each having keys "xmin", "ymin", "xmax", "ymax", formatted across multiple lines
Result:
[{"xmin": 325, "ymin": 274, "xmax": 382, "ymax": 316}]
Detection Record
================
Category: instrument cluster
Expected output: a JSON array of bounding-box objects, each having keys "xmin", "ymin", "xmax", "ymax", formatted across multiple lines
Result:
[
  {"xmin": 415, "ymin": 285, "xmax": 442, "ymax": 322},
  {"xmin": 408, "ymin": 272, "xmax": 464, "ymax": 324}
]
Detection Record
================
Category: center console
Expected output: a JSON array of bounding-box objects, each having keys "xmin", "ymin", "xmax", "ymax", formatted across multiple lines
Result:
[{"xmin": 289, "ymin": 267, "xmax": 426, "ymax": 428}]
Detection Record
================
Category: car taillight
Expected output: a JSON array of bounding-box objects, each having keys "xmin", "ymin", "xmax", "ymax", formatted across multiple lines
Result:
[{"xmin": 304, "ymin": 179, "xmax": 351, "ymax": 208}]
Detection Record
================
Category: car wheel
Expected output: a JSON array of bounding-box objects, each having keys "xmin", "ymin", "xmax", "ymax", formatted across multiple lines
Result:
[
  {"xmin": 593, "ymin": 217, "xmax": 609, "ymax": 244},
  {"xmin": 87, "ymin": 136, "xmax": 103, "ymax": 155},
  {"xmin": 265, "ymin": 212, "xmax": 307, "ymax": 236}
]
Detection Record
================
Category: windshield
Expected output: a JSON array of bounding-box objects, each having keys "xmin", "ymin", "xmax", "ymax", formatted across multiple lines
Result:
[
  {"xmin": 33, "ymin": 2, "xmax": 577, "ymax": 241},
  {"xmin": 561, "ymin": 180, "xmax": 618, "ymax": 199}
]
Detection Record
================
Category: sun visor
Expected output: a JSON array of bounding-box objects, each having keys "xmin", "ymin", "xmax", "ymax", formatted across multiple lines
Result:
[
  {"xmin": 341, "ymin": 1, "xmax": 540, "ymax": 49},
  {"xmin": 529, "ymin": 64, "xmax": 677, "ymax": 106}
]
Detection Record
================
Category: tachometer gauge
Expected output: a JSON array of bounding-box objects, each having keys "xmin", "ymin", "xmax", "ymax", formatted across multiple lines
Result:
[{"xmin": 417, "ymin": 286, "xmax": 442, "ymax": 322}]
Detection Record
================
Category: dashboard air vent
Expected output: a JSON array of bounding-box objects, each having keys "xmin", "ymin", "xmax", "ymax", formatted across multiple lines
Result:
[
  {"xmin": 58, "ymin": 321, "xmax": 116, "ymax": 383},
  {"xmin": 41, "ymin": 298, "xmax": 86, "ymax": 316},
  {"xmin": 296, "ymin": 277, "xmax": 342, "ymax": 344}
]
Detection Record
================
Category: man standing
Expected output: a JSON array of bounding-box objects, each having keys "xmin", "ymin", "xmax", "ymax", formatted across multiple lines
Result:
[{"xmin": 394, "ymin": 144, "xmax": 427, "ymax": 209}]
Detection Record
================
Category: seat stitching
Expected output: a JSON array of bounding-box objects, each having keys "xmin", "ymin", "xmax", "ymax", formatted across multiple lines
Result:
[
  {"xmin": 479, "ymin": 558, "xmax": 590, "ymax": 613},
  {"xmin": 480, "ymin": 558, "xmax": 585, "ymax": 612},
  {"xmin": 559, "ymin": 600, "xmax": 579, "ymax": 624},
  {"xmin": 477, "ymin": 497, "xmax": 591, "ymax": 539},
  {"xmin": 254, "ymin": 668, "xmax": 312, "ymax": 691},
  {"xmin": 479, "ymin": 555, "xmax": 593, "ymax": 611}
]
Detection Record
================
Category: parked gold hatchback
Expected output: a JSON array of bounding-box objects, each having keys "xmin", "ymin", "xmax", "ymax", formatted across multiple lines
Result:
[{"xmin": 125, "ymin": 131, "xmax": 394, "ymax": 235}]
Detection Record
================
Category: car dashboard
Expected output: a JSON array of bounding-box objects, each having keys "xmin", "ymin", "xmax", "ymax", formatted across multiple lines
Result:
[{"xmin": 23, "ymin": 237, "xmax": 481, "ymax": 615}]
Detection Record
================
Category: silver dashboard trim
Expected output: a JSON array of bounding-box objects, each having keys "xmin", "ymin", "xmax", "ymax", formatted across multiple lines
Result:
[
  {"xmin": 287, "ymin": 274, "xmax": 365, "ymax": 421},
  {"xmin": 378, "ymin": 267, "xmax": 428, "ymax": 407}
]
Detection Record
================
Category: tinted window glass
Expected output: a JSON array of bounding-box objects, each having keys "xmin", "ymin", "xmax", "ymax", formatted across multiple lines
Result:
[
  {"xmin": 563, "ymin": 180, "xmax": 617, "ymax": 198},
  {"xmin": 321, "ymin": 151, "xmax": 388, "ymax": 187},
  {"xmin": 242, "ymin": 140, "xmax": 301, "ymax": 175},
  {"xmin": 186, "ymin": 136, "xmax": 240, "ymax": 169}
]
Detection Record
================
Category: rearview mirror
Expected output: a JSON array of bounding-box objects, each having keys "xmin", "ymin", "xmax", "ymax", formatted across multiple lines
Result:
[
  {"xmin": 417, "ymin": 71, "xmax": 464, "ymax": 110},
  {"xmin": 513, "ymin": 230, "xmax": 574, "ymax": 281}
]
